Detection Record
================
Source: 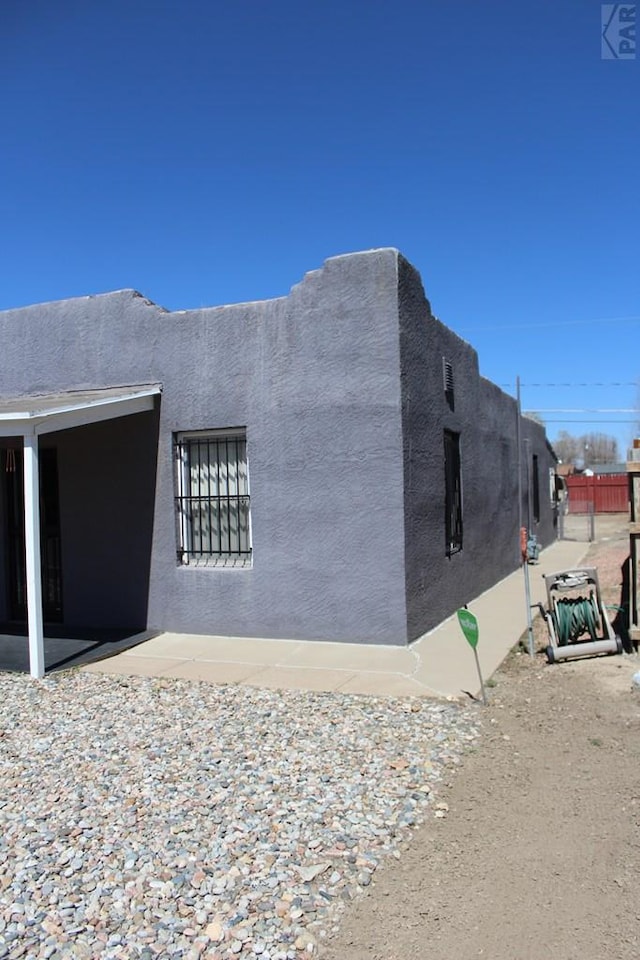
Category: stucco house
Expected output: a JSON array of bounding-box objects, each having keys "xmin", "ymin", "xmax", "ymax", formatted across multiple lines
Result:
[{"xmin": 0, "ymin": 249, "xmax": 557, "ymax": 676}]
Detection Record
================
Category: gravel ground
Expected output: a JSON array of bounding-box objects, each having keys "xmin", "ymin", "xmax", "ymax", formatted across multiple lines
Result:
[
  {"xmin": 321, "ymin": 525, "xmax": 639, "ymax": 960},
  {"xmin": 0, "ymin": 672, "xmax": 480, "ymax": 959}
]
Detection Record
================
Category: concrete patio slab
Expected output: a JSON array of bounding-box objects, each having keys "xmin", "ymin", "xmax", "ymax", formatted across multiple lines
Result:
[
  {"xmin": 131, "ymin": 633, "xmax": 304, "ymax": 665},
  {"xmin": 338, "ymin": 673, "xmax": 433, "ymax": 697},
  {"xmin": 243, "ymin": 665, "xmax": 358, "ymax": 692},
  {"xmin": 122, "ymin": 633, "xmax": 226, "ymax": 659},
  {"xmin": 280, "ymin": 639, "xmax": 416, "ymax": 673},
  {"xmin": 158, "ymin": 659, "xmax": 269, "ymax": 684},
  {"xmin": 77, "ymin": 537, "xmax": 592, "ymax": 699},
  {"xmin": 81, "ymin": 655, "xmax": 187, "ymax": 677},
  {"xmin": 409, "ymin": 538, "xmax": 590, "ymax": 696}
]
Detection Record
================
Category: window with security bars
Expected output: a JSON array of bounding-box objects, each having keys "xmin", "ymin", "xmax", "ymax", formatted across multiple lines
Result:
[
  {"xmin": 174, "ymin": 430, "xmax": 252, "ymax": 567},
  {"xmin": 532, "ymin": 454, "xmax": 540, "ymax": 523},
  {"xmin": 444, "ymin": 429, "xmax": 463, "ymax": 556}
]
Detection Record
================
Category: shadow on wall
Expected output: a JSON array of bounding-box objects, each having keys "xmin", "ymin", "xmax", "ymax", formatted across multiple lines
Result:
[{"xmin": 56, "ymin": 407, "xmax": 160, "ymax": 631}]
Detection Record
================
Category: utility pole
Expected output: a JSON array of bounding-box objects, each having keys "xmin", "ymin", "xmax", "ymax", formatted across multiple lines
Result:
[
  {"xmin": 517, "ymin": 376, "xmax": 535, "ymax": 658},
  {"xmin": 516, "ymin": 376, "xmax": 522, "ymax": 551}
]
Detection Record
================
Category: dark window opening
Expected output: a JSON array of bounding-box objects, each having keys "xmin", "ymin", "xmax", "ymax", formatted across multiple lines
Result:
[
  {"xmin": 444, "ymin": 430, "xmax": 463, "ymax": 556},
  {"xmin": 4, "ymin": 446, "xmax": 63, "ymax": 622},
  {"xmin": 532, "ymin": 454, "xmax": 540, "ymax": 523}
]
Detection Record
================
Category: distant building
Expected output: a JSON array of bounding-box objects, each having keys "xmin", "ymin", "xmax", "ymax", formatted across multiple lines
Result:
[{"xmin": 586, "ymin": 463, "xmax": 627, "ymax": 476}]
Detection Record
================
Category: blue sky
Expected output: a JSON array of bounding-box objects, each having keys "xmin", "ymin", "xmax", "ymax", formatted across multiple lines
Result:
[{"xmin": 1, "ymin": 0, "xmax": 638, "ymax": 454}]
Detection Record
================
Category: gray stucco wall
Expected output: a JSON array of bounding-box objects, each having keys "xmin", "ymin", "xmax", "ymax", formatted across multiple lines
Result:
[
  {"xmin": 149, "ymin": 251, "xmax": 408, "ymax": 643},
  {"xmin": 398, "ymin": 256, "xmax": 556, "ymax": 641},
  {"xmin": 0, "ymin": 250, "xmax": 409, "ymax": 643},
  {"xmin": 0, "ymin": 248, "xmax": 557, "ymax": 645}
]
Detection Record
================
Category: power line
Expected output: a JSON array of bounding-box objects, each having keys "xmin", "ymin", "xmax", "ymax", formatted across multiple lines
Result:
[
  {"xmin": 461, "ymin": 314, "xmax": 640, "ymax": 332},
  {"xmin": 534, "ymin": 408, "xmax": 637, "ymax": 413},
  {"xmin": 542, "ymin": 419, "xmax": 638, "ymax": 424},
  {"xmin": 499, "ymin": 381, "xmax": 637, "ymax": 388}
]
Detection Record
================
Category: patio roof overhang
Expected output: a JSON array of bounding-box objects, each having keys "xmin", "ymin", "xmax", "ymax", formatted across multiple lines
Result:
[
  {"xmin": 0, "ymin": 384, "xmax": 161, "ymax": 437},
  {"xmin": 0, "ymin": 384, "xmax": 162, "ymax": 679}
]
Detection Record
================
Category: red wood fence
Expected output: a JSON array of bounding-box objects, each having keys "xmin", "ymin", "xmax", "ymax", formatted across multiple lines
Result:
[{"xmin": 565, "ymin": 474, "xmax": 628, "ymax": 514}]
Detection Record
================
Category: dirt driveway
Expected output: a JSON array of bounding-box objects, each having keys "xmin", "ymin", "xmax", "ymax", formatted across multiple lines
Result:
[{"xmin": 321, "ymin": 523, "xmax": 640, "ymax": 960}]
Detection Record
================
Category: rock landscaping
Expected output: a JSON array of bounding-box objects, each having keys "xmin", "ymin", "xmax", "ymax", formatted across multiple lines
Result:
[{"xmin": 0, "ymin": 672, "xmax": 479, "ymax": 959}]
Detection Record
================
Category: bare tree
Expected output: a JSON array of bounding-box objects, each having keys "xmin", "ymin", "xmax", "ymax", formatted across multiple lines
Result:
[
  {"xmin": 523, "ymin": 411, "xmax": 545, "ymax": 426},
  {"xmin": 552, "ymin": 430, "xmax": 580, "ymax": 464},
  {"xmin": 551, "ymin": 430, "xmax": 618, "ymax": 466},
  {"xmin": 583, "ymin": 432, "xmax": 619, "ymax": 466}
]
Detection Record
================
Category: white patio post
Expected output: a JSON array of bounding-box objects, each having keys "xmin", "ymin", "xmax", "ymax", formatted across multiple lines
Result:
[{"xmin": 23, "ymin": 431, "xmax": 44, "ymax": 678}]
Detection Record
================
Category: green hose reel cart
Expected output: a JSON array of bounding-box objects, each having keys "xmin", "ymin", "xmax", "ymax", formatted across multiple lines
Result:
[{"xmin": 542, "ymin": 567, "xmax": 623, "ymax": 664}]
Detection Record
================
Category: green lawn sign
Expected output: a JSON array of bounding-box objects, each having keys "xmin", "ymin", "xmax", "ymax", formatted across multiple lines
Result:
[
  {"xmin": 457, "ymin": 608, "xmax": 479, "ymax": 648},
  {"xmin": 456, "ymin": 607, "xmax": 486, "ymax": 704}
]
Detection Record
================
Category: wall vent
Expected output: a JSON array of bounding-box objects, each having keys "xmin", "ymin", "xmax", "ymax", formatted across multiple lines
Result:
[{"xmin": 443, "ymin": 358, "xmax": 454, "ymax": 409}]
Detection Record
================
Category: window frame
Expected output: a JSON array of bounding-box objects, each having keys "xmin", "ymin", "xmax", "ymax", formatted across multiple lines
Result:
[{"xmin": 174, "ymin": 428, "xmax": 252, "ymax": 568}]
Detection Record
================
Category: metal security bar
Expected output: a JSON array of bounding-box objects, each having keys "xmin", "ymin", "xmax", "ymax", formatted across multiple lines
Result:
[{"xmin": 175, "ymin": 433, "xmax": 251, "ymax": 565}]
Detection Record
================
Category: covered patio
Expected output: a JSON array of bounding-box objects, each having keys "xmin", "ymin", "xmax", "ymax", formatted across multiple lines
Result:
[
  {"xmin": 0, "ymin": 384, "xmax": 161, "ymax": 677},
  {"xmin": 0, "ymin": 624, "xmax": 157, "ymax": 673}
]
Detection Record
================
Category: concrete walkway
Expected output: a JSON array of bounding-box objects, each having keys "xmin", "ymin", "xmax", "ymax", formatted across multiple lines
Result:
[{"xmin": 82, "ymin": 539, "xmax": 590, "ymax": 698}]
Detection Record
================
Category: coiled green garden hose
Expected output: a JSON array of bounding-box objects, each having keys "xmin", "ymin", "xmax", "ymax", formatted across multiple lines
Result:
[{"xmin": 552, "ymin": 592, "xmax": 600, "ymax": 646}]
